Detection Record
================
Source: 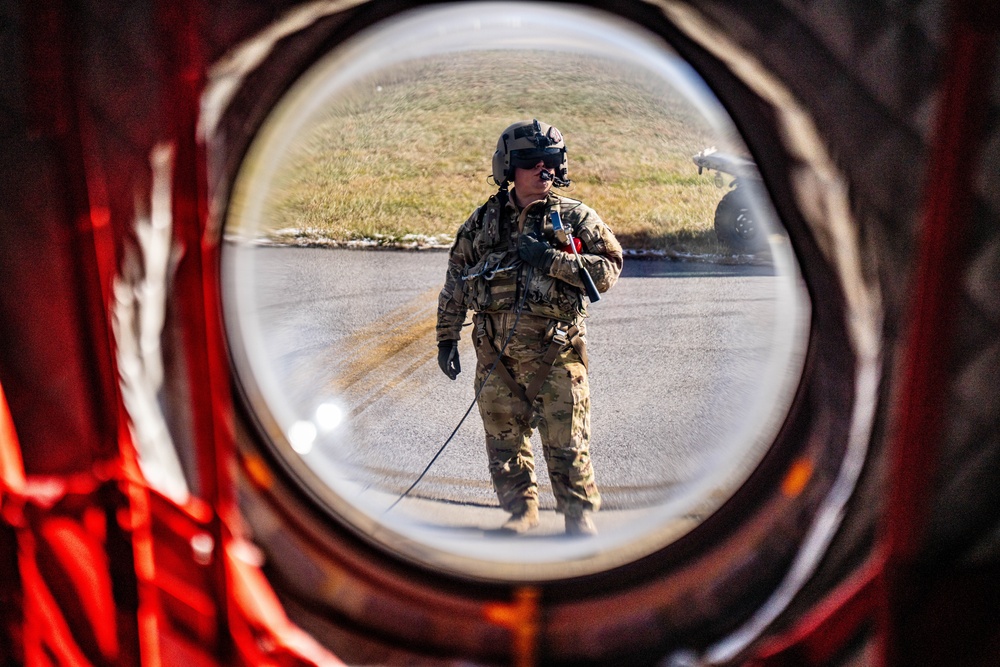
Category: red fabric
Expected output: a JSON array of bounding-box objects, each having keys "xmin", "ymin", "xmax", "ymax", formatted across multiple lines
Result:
[
  {"xmin": 226, "ymin": 541, "xmax": 345, "ymax": 667},
  {"xmin": 19, "ymin": 521, "xmax": 115, "ymax": 666}
]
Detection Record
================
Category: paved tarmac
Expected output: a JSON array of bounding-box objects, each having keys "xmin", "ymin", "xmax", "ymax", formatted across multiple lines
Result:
[{"xmin": 224, "ymin": 243, "xmax": 808, "ymax": 577}]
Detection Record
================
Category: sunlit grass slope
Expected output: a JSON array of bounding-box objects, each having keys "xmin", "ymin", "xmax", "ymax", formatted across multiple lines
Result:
[{"xmin": 259, "ymin": 50, "xmax": 739, "ymax": 252}]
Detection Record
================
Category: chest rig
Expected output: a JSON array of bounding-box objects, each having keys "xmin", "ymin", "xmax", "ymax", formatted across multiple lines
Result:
[
  {"xmin": 462, "ymin": 193, "xmax": 520, "ymax": 312},
  {"xmin": 475, "ymin": 192, "xmax": 553, "ymax": 253},
  {"xmin": 467, "ymin": 193, "xmax": 588, "ymax": 424}
]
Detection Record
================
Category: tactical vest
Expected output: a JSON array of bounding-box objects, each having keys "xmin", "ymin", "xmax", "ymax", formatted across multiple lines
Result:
[{"xmin": 462, "ymin": 193, "xmax": 585, "ymax": 322}]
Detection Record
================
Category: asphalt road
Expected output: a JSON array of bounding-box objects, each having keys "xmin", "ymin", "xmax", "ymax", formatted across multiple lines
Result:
[{"xmin": 231, "ymin": 246, "xmax": 807, "ymax": 528}]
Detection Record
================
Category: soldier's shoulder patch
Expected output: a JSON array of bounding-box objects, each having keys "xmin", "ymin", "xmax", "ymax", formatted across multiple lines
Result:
[{"xmin": 554, "ymin": 196, "xmax": 590, "ymax": 220}]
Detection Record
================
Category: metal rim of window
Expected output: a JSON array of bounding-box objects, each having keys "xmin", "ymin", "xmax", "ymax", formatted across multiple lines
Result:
[{"xmin": 210, "ymin": 1, "xmax": 880, "ymax": 663}]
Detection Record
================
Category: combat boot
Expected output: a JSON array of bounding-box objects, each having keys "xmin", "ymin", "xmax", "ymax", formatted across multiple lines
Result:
[
  {"xmin": 501, "ymin": 502, "xmax": 540, "ymax": 533},
  {"xmin": 564, "ymin": 511, "xmax": 597, "ymax": 536}
]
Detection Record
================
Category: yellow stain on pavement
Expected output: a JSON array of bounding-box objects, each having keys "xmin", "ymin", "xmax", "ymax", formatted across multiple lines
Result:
[{"xmin": 326, "ymin": 287, "xmax": 441, "ymax": 416}]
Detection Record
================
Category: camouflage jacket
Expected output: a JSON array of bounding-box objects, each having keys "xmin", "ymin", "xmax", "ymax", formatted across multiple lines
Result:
[{"xmin": 436, "ymin": 190, "xmax": 623, "ymax": 343}]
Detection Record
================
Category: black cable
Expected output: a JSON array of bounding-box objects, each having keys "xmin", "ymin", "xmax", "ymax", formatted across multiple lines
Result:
[{"xmin": 384, "ymin": 266, "xmax": 531, "ymax": 514}]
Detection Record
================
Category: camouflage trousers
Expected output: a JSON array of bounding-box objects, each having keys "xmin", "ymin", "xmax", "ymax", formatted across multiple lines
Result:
[{"xmin": 472, "ymin": 312, "xmax": 601, "ymax": 517}]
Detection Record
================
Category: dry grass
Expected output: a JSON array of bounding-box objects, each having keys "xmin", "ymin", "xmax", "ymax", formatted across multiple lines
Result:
[{"xmin": 258, "ymin": 50, "xmax": 742, "ymax": 252}]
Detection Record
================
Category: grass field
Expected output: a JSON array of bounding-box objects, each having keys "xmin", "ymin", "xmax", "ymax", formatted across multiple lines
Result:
[{"xmin": 256, "ymin": 50, "xmax": 744, "ymax": 253}]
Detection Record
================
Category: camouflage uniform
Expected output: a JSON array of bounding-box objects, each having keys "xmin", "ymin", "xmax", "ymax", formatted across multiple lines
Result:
[{"xmin": 437, "ymin": 191, "xmax": 623, "ymax": 517}]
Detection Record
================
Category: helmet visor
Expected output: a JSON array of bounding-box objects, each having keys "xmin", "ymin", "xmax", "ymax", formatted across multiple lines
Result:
[{"xmin": 510, "ymin": 148, "xmax": 563, "ymax": 170}]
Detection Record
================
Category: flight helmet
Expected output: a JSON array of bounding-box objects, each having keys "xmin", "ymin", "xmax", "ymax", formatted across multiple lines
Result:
[{"xmin": 491, "ymin": 119, "xmax": 570, "ymax": 186}]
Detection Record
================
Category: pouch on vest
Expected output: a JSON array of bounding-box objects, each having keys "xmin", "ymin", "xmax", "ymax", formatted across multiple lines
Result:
[
  {"xmin": 463, "ymin": 250, "xmax": 518, "ymax": 311},
  {"xmin": 525, "ymin": 270, "xmax": 584, "ymax": 321}
]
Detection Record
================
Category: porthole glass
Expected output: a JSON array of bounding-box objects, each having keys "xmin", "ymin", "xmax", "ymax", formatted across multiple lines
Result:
[{"xmin": 222, "ymin": 2, "xmax": 810, "ymax": 580}]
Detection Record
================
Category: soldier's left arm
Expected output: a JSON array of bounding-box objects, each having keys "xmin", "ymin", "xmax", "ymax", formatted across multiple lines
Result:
[{"xmin": 548, "ymin": 204, "xmax": 623, "ymax": 293}]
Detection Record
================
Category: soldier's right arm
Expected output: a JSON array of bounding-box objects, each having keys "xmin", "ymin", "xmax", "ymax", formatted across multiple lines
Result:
[{"xmin": 436, "ymin": 208, "xmax": 481, "ymax": 342}]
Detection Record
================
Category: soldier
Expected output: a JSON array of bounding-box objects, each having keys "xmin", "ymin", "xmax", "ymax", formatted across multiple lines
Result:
[{"xmin": 436, "ymin": 119, "xmax": 623, "ymax": 536}]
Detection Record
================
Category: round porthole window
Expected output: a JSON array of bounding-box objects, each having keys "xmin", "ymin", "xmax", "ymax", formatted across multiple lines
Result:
[{"xmin": 221, "ymin": 2, "xmax": 809, "ymax": 582}]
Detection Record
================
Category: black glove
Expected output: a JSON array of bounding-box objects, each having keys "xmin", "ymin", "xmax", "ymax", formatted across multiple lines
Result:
[
  {"xmin": 437, "ymin": 340, "xmax": 461, "ymax": 380},
  {"xmin": 518, "ymin": 233, "xmax": 557, "ymax": 271}
]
